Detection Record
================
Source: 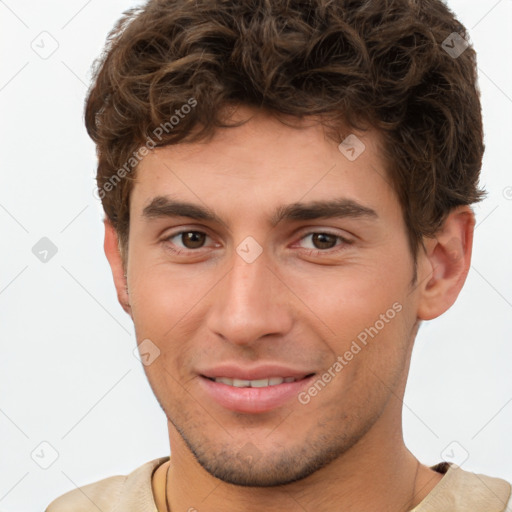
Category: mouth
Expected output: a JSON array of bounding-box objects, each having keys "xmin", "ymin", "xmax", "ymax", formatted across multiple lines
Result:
[
  {"xmin": 198, "ymin": 372, "xmax": 316, "ymax": 413},
  {"xmin": 203, "ymin": 375, "xmax": 312, "ymax": 387}
]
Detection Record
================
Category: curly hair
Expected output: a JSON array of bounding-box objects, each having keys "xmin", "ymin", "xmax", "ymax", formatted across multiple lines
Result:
[{"xmin": 85, "ymin": 0, "xmax": 485, "ymax": 266}]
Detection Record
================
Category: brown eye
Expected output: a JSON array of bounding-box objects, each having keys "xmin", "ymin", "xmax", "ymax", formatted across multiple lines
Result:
[
  {"xmin": 180, "ymin": 231, "xmax": 207, "ymax": 249},
  {"xmin": 296, "ymin": 231, "xmax": 353, "ymax": 255},
  {"xmin": 311, "ymin": 233, "xmax": 339, "ymax": 250}
]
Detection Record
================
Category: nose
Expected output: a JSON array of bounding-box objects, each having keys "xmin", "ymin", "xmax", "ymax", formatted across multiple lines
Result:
[{"xmin": 206, "ymin": 248, "xmax": 293, "ymax": 346}]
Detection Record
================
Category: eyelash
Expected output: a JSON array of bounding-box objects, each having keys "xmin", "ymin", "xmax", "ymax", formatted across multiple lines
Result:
[
  {"xmin": 162, "ymin": 230, "xmax": 353, "ymax": 257},
  {"xmin": 296, "ymin": 232, "xmax": 353, "ymax": 256}
]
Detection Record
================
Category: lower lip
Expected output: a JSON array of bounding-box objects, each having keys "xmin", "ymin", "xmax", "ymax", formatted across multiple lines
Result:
[{"xmin": 198, "ymin": 375, "xmax": 314, "ymax": 414}]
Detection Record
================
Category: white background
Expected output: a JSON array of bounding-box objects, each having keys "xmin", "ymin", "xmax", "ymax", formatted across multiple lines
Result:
[{"xmin": 0, "ymin": 1, "xmax": 511, "ymax": 510}]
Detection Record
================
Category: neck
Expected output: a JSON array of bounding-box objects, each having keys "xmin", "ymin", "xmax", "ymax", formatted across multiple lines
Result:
[{"xmin": 163, "ymin": 415, "xmax": 442, "ymax": 512}]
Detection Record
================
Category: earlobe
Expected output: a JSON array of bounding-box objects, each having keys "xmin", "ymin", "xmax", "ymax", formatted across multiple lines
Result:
[
  {"xmin": 417, "ymin": 207, "xmax": 475, "ymax": 321},
  {"xmin": 103, "ymin": 219, "xmax": 132, "ymax": 315}
]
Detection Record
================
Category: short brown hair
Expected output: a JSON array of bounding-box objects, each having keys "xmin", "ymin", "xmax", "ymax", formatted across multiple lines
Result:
[{"xmin": 85, "ymin": 0, "xmax": 485, "ymax": 267}]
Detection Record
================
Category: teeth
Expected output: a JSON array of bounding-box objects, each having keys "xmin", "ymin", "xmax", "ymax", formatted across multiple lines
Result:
[
  {"xmin": 232, "ymin": 378, "xmax": 251, "ymax": 387},
  {"xmin": 213, "ymin": 376, "xmax": 298, "ymax": 387},
  {"xmin": 250, "ymin": 379, "xmax": 270, "ymax": 388}
]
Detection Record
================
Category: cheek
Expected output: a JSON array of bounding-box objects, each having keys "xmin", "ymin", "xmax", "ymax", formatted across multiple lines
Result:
[
  {"xmin": 128, "ymin": 260, "xmax": 210, "ymax": 329},
  {"xmin": 289, "ymin": 262, "xmax": 412, "ymax": 389},
  {"xmin": 128, "ymin": 262, "xmax": 219, "ymax": 378},
  {"xmin": 292, "ymin": 263, "xmax": 406, "ymax": 332}
]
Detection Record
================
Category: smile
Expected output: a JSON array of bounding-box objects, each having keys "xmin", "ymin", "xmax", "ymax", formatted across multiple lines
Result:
[
  {"xmin": 199, "ymin": 373, "xmax": 315, "ymax": 413},
  {"xmin": 207, "ymin": 376, "xmax": 302, "ymax": 387}
]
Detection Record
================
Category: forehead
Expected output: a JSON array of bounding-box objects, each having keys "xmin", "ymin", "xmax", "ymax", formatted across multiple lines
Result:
[{"xmin": 130, "ymin": 107, "xmax": 398, "ymax": 223}]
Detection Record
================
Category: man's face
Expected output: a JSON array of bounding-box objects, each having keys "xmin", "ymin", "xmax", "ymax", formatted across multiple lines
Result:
[{"xmin": 124, "ymin": 107, "xmax": 422, "ymax": 486}]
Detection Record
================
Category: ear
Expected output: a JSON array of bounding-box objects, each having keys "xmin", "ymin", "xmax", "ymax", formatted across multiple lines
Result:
[
  {"xmin": 416, "ymin": 206, "xmax": 475, "ymax": 321},
  {"xmin": 103, "ymin": 219, "xmax": 131, "ymax": 316}
]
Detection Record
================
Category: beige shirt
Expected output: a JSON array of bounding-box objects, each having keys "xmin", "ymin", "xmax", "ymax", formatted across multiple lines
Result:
[{"xmin": 45, "ymin": 457, "xmax": 511, "ymax": 512}]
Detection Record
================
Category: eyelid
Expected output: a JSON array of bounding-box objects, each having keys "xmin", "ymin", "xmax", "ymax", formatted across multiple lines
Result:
[
  {"xmin": 293, "ymin": 230, "xmax": 353, "ymax": 250},
  {"xmin": 294, "ymin": 225, "xmax": 354, "ymax": 241}
]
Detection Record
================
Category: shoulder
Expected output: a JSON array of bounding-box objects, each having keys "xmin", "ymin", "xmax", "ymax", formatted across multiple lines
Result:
[
  {"xmin": 414, "ymin": 462, "xmax": 512, "ymax": 511},
  {"xmin": 45, "ymin": 474, "xmax": 126, "ymax": 512},
  {"xmin": 45, "ymin": 457, "xmax": 169, "ymax": 512}
]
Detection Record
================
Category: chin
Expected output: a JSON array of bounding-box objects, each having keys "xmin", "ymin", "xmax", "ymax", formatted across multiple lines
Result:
[
  {"xmin": 180, "ymin": 427, "xmax": 358, "ymax": 487},
  {"xmin": 196, "ymin": 454, "xmax": 330, "ymax": 487}
]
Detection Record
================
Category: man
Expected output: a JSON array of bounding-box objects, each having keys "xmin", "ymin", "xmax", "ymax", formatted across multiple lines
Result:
[{"xmin": 46, "ymin": 0, "xmax": 511, "ymax": 510}]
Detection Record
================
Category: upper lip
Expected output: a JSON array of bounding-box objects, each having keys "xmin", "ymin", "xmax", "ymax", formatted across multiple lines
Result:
[{"xmin": 198, "ymin": 363, "xmax": 315, "ymax": 381}]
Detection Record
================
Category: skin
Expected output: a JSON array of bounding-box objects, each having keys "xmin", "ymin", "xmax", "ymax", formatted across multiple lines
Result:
[{"xmin": 104, "ymin": 105, "xmax": 475, "ymax": 511}]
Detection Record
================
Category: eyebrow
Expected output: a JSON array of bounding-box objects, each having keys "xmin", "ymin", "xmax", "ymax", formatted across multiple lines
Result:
[{"xmin": 142, "ymin": 195, "xmax": 378, "ymax": 228}]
